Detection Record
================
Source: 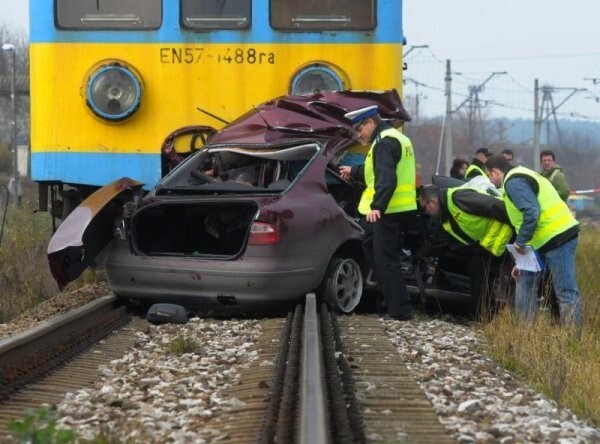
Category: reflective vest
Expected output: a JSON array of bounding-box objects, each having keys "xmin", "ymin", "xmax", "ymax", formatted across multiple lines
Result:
[
  {"xmin": 465, "ymin": 163, "xmax": 486, "ymax": 178},
  {"xmin": 358, "ymin": 128, "xmax": 416, "ymax": 215},
  {"xmin": 503, "ymin": 166, "xmax": 578, "ymax": 250},
  {"xmin": 442, "ymin": 187, "xmax": 513, "ymax": 256}
]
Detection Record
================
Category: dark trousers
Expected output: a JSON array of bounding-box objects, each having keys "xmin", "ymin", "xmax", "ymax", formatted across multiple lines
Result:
[
  {"xmin": 361, "ymin": 212, "xmax": 413, "ymax": 318},
  {"xmin": 468, "ymin": 252, "xmax": 493, "ymax": 318},
  {"xmin": 468, "ymin": 251, "xmax": 511, "ymax": 320}
]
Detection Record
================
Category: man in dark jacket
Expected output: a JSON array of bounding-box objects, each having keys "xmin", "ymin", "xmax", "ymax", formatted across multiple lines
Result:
[
  {"xmin": 540, "ymin": 150, "xmax": 570, "ymax": 202},
  {"xmin": 339, "ymin": 106, "xmax": 417, "ymax": 321},
  {"xmin": 465, "ymin": 147, "xmax": 493, "ymax": 179},
  {"xmin": 419, "ymin": 184, "xmax": 514, "ymax": 318}
]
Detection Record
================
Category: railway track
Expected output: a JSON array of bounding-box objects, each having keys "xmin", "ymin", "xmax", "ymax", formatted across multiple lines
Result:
[
  {"xmin": 0, "ymin": 295, "xmax": 130, "ymax": 402},
  {"xmin": 0, "ymin": 294, "xmax": 455, "ymax": 443},
  {"xmin": 222, "ymin": 295, "xmax": 455, "ymax": 443},
  {"xmin": 0, "ymin": 296, "xmax": 135, "ymax": 438}
]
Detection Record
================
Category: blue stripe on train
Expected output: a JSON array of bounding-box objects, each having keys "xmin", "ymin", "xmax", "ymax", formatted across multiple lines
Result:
[
  {"xmin": 30, "ymin": 0, "xmax": 404, "ymax": 44},
  {"xmin": 31, "ymin": 152, "xmax": 161, "ymax": 189}
]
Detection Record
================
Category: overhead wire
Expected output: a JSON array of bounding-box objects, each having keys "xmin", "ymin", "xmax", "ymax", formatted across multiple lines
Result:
[{"xmin": 404, "ymin": 45, "xmax": 600, "ymax": 121}]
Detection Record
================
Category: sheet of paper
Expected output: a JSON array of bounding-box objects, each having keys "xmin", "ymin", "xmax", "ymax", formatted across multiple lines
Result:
[{"xmin": 506, "ymin": 244, "xmax": 542, "ymax": 272}]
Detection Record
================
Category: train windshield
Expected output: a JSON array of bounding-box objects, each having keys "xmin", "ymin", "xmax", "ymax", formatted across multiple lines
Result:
[
  {"xmin": 55, "ymin": 0, "xmax": 162, "ymax": 29},
  {"xmin": 181, "ymin": 0, "xmax": 251, "ymax": 30},
  {"xmin": 270, "ymin": 0, "xmax": 376, "ymax": 31}
]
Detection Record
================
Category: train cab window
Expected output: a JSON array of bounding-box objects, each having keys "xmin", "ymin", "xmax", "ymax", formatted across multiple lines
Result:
[
  {"xmin": 55, "ymin": 0, "xmax": 162, "ymax": 29},
  {"xmin": 270, "ymin": 0, "xmax": 375, "ymax": 31},
  {"xmin": 181, "ymin": 0, "xmax": 251, "ymax": 30}
]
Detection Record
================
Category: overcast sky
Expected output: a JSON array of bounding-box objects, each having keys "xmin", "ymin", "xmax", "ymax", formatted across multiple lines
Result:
[
  {"xmin": 0, "ymin": 0, "xmax": 28, "ymax": 35},
  {"xmin": 403, "ymin": 0, "xmax": 600, "ymax": 120},
  {"xmin": 1, "ymin": 1, "xmax": 600, "ymax": 120}
]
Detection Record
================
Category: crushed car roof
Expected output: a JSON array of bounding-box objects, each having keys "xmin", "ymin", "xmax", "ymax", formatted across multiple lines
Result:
[{"xmin": 206, "ymin": 89, "xmax": 411, "ymax": 148}]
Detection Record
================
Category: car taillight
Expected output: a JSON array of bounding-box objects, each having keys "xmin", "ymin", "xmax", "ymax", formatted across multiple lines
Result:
[{"xmin": 248, "ymin": 222, "xmax": 280, "ymax": 246}]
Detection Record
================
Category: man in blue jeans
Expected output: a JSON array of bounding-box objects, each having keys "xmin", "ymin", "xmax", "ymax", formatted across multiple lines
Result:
[{"xmin": 485, "ymin": 155, "xmax": 582, "ymax": 328}]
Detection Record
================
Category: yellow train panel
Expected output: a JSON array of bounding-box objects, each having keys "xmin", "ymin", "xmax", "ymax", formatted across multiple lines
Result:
[{"xmin": 30, "ymin": 42, "xmax": 403, "ymax": 155}]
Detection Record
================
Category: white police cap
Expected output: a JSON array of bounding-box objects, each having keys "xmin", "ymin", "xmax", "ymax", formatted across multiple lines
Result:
[{"xmin": 344, "ymin": 105, "xmax": 379, "ymax": 128}]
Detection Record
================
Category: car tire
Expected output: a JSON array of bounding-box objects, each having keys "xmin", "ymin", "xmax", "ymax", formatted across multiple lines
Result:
[{"xmin": 319, "ymin": 257, "xmax": 364, "ymax": 314}]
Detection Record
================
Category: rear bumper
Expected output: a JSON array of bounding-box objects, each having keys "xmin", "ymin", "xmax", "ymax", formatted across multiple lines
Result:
[{"xmin": 104, "ymin": 240, "xmax": 326, "ymax": 307}]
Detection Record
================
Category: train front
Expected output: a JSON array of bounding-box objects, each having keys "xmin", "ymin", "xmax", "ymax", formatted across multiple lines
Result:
[{"xmin": 29, "ymin": 0, "xmax": 405, "ymax": 218}]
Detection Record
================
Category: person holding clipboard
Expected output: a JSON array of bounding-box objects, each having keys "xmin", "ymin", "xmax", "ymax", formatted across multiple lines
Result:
[{"xmin": 485, "ymin": 155, "xmax": 582, "ymax": 328}]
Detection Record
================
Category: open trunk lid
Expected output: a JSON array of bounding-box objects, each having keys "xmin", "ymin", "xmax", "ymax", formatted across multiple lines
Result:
[{"xmin": 47, "ymin": 178, "xmax": 144, "ymax": 289}]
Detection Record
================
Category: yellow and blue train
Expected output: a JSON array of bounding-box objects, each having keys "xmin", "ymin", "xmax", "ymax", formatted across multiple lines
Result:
[{"xmin": 29, "ymin": 0, "xmax": 405, "ymax": 213}]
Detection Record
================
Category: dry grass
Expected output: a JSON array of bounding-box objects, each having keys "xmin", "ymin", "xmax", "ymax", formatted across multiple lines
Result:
[
  {"xmin": 0, "ymin": 196, "xmax": 60, "ymax": 322},
  {"xmin": 483, "ymin": 224, "xmax": 600, "ymax": 425}
]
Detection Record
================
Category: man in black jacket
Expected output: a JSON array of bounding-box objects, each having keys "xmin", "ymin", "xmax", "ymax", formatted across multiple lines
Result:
[
  {"xmin": 418, "ymin": 184, "xmax": 514, "ymax": 318},
  {"xmin": 465, "ymin": 147, "xmax": 493, "ymax": 179},
  {"xmin": 339, "ymin": 106, "xmax": 417, "ymax": 321}
]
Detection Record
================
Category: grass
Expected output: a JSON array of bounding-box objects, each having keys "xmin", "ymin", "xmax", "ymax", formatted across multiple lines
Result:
[
  {"xmin": 0, "ymin": 196, "xmax": 59, "ymax": 322},
  {"xmin": 169, "ymin": 334, "xmax": 201, "ymax": 355},
  {"xmin": 8, "ymin": 405, "xmax": 130, "ymax": 443},
  {"xmin": 0, "ymin": 180, "xmax": 100, "ymax": 323},
  {"xmin": 8, "ymin": 406, "xmax": 77, "ymax": 443},
  {"xmin": 482, "ymin": 224, "xmax": 600, "ymax": 426}
]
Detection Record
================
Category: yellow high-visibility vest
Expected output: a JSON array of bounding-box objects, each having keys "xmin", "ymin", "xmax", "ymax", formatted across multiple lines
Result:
[
  {"xmin": 358, "ymin": 128, "xmax": 416, "ymax": 215},
  {"xmin": 442, "ymin": 187, "xmax": 513, "ymax": 256},
  {"xmin": 503, "ymin": 166, "xmax": 578, "ymax": 249}
]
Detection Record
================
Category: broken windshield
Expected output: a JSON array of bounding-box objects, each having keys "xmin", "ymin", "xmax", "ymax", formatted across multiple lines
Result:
[{"xmin": 156, "ymin": 143, "xmax": 321, "ymax": 194}]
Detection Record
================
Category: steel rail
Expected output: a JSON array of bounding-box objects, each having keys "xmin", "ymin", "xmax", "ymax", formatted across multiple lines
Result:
[
  {"xmin": 299, "ymin": 293, "xmax": 328, "ymax": 444},
  {"xmin": 0, "ymin": 295, "xmax": 129, "ymax": 400}
]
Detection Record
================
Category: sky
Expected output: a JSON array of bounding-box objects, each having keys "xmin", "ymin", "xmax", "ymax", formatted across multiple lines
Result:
[
  {"xmin": 0, "ymin": 0, "xmax": 28, "ymax": 35},
  {"xmin": 403, "ymin": 0, "xmax": 600, "ymax": 121},
  {"xmin": 1, "ymin": 1, "xmax": 600, "ymax": 121}
]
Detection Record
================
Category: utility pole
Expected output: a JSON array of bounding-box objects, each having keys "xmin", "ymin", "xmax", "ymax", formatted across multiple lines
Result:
[
  {"xmin": 444, "ymin": 69, "xmax": 506, "ymax": 170},
  {"xmin": 444, "ymin": 59, "xmax": 453, "ymax": 176},
  {"xmin": 2, "ymin": 43, "xmax": 19, "ymax": 207},
  {"xmin": 403, "ymin": 77, "xmax": 427, "ymax": 125},
  {"xmin": 533, "ymin": 79, "xmax": 540, "ymax": 171},
  {"xmin": 402, "ymin": 44, "xmax": 429, "ymax": 70},
  {"xmin": 453, "ymin": 71, "xmax": 507, "ymax": 151},
  {"xmin": 532, "ymin": 82, "xmax": 585, "ymax": 171}
]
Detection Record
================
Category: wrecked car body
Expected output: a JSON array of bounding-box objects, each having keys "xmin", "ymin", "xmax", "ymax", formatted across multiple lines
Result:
[{"xmin": 49, "ymin": 90, "xmax": 412, "ymax": 313}]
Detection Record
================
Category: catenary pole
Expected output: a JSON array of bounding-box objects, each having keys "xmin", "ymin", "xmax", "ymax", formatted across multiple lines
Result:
[
  {"xmin": 533, "ymin": 79, "xmax": 540, "ymax": 171},
  {"xmin": 444, "ymin": 59, "xmax": 453, "ymax": 176}
]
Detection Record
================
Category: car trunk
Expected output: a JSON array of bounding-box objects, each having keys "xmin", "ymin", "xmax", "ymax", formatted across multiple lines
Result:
[{"xmin": 132, "ymin": 201, "xmax": 259, "ymax": 257}]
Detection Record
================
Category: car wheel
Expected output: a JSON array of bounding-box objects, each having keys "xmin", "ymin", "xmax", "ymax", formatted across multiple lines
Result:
[{"xmin": 320, "ymin": 257, "xmax": 364, "ymax": 313}]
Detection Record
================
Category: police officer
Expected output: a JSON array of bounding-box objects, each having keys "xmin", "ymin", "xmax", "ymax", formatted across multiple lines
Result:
[
  {"xmin": 339, "ymin": 105, "xmax": 416, "ymax": 321},
  {"xmin": 485, "ymin": 155, "xmax": 582, "ymax": 327},
  {"xmin": 465, "ymin": 147, "xmax": 493, "ymax": 179},
  {"xmin": 419, "ymin": 184, "xmax": 514, "ymax": 318}
]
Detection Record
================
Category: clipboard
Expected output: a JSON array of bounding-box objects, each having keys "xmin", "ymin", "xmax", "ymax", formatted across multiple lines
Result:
[{"xmin": 506, "ymin": 244, "xmax": 543, "ymax": 272}]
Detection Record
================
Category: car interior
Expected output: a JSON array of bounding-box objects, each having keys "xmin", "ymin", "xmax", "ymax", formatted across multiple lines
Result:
[{"xmin": 156, "ymin": 144, "xmax": 363, "ymax": 217}]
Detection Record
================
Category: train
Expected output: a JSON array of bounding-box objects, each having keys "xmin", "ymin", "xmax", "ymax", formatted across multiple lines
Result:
[{"xmin": 29, "ymin": 0, "xmax": 406, "ymax": 220}]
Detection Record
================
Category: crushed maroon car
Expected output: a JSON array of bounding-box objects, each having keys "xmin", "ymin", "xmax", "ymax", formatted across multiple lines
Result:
[{"xmin": 48, "ymin": 90, "xmax": 412, "ymax": 313}]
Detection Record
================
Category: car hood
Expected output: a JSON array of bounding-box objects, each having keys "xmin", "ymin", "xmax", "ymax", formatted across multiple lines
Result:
[{"xmin": 206, "ymin": 89, "xmax": 411, "ymax": 152}]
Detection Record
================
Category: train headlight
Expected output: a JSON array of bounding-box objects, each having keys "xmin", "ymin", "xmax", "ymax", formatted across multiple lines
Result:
[
  {"xmin": 290, "ymin": 64, "xmax": 344, "ymax": 95},
  {"xmin": 86, "ymin": 65, "xmax": 142, "ymax": 121}
]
